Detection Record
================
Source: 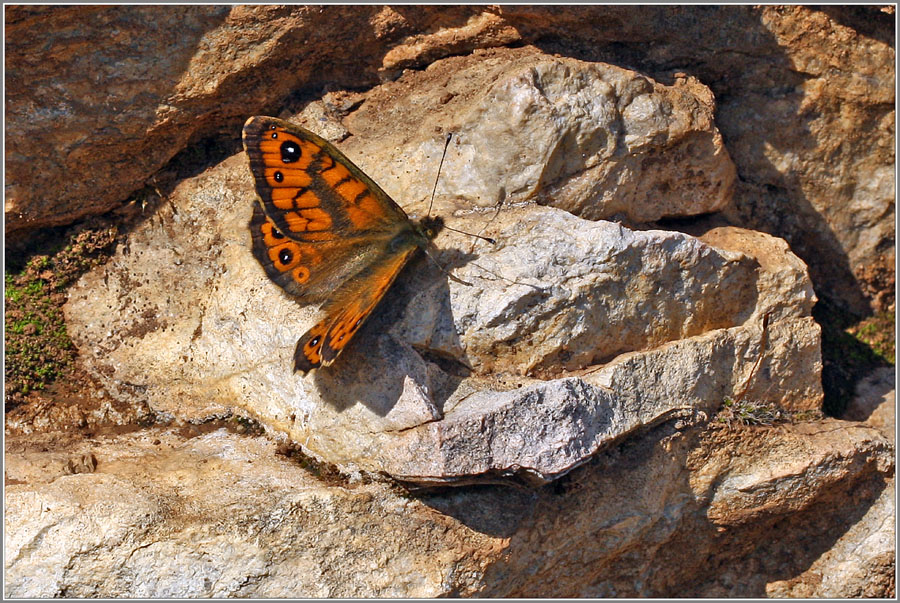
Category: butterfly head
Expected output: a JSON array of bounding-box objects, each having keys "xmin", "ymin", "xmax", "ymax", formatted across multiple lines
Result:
[{"xmin": 418, "ymin": 215, "xmax": 445, "ymax": 241}]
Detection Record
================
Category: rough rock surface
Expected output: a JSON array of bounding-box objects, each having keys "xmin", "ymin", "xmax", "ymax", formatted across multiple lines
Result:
[
  {"xmin": 500, "ymin": 5, "xmax": 896, "ymax": 314},
  {"xmin": 337, "ymin": 48, "xmax": 734, "ymax": 221},
  {"xmin": 6, "ymin": 5, "xmax": 895, "ymax": 599},
  {"xmin": 7, "ymin": 6, "xmax": 891, "ymax": 312},
  {"xmin": 844, "ymin": 366, "xmax": 896, "ymax": 444},
  {"xmin": 5, "ymin": 5, "xmax": 496, "ymax": 235},
  {"xmin": 5, "ymin": 396, "xmax": 893, "ymax": 597},
  {"xmin": 64, "ymin": 53, "xmax": 819, "ymax": 484}
]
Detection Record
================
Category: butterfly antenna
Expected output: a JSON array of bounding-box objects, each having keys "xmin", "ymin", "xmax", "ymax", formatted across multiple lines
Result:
[
  {"xmin": 467, "ymin": 261, "xmax": 546, "ymax": 291},
  {"xmin": 469, "ymin": 195, "xmax": 506, "ymax": 252},
  {"xmin": 426, "ymin": 132, "xmax": 497, "ymax": 245},
  {"xmin": 427, "ymin": 132, "xmax": 453, "ymax": 218},
  {"xmin": 443, "ymin": 224, "xmax": 496, "ymax": 244}
]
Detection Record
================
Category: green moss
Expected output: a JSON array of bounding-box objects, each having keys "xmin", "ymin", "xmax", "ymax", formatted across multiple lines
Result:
[
  {"xmin": 5, "ymin": 275, "xmax": 23, "ymax": 303},
  {"xmin": 4, "ymin": 298, "xmax": 71, "ymax": 396},
  {"xmin": 5, "ymin": 222, "xmax": 117, "ymax": 406}
]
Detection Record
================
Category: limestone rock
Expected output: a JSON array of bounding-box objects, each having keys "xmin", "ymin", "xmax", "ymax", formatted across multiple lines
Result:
[
  {"xmin": 498, "ymin": 5, "xmax": 895, "ymax": 313},
  {"xmin": 338, "ymin": 48, "xmax": 734, "ymax": 222},
  {"xmin": 766, "ymin": 483, "xmax": 895, "ymax": 598},
  {"xmin": 64, "ymin": 63, "xmax": 819, "ymax": 483},
  {"xmin": 9, "ymin": 6, "xmax": 890, "ymax": 313},
  {"xmin": 4, "ymin": 407, "xmax": 892, "ymax": 597},
  {"xmin": 723, "ymin": 6, "xmax": 895, "ymax": 314},
  {"xmin": 5, "ymin": 11, "xmax": 734, "ymax": 239},
  {"xmin": 6, "ymin": 6, "xmax": 894, "ymax": 598},
  {"xmin": 844, "ymin": 366, "xmax": 896, "ymax": 444},
  {"xmin": 381, "ymin": 312, "xmax": 821, "ymax": 485},
  {"xmin": 3, "ymin": 429, "xmax": 499, "ymax": 598}
]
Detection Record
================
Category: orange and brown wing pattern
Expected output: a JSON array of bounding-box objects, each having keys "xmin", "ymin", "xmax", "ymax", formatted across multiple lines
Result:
[
  {"xmin": 249, "ymin": 200, "xmax": 402, "ymax": 303},
  {"xmin": 242, "ymin": 116, "xmax": 409, "ymax": 243},
  {"xmin": 293, "ymin": 244, "xmax": 419, "ymax": 374},
  {"xmin": 243, "ymin": 115, "xmax": 445, "ymax": 373},
  {"xmin": 249, "ymin": 201, "xmax": 325, "ymax": 301}
]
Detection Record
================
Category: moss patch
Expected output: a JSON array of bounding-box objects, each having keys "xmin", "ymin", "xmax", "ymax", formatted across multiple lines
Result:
[
  {"xmin": 847, "ymin": 310, "xmax": 895, "ymax": 365},
  {"xmin": 814, "ymin": 300, "xmax": 895, "ymax": 417},
  {"xmin": 5, "ymin": 222, "xmax": 118, "ymax": 406}
]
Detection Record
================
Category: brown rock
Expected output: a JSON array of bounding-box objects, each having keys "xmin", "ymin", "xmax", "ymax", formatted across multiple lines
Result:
[
  {"xmin": 4, "ymin": 6, "xmax": 491, "ymax": 238},
  {"xmin": 7, "ymin": 6, "xmax": 892, "ymax": 312},
  {"xmin": 500, "ymin": 6, "xmax": 895, "ymax": 313}
]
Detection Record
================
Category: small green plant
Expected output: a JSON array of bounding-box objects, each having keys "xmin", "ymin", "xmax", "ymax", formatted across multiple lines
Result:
[
  {"xmin": 714, "ymin": 397, "xmax": 823, "ymax": 428},
  {"xmin": 716, "ymin": 397, "xmax": 785, "ymax": 427},
  {"xmin": 848, "ymin": 310, "xmax": 895, "ymax": 365}
]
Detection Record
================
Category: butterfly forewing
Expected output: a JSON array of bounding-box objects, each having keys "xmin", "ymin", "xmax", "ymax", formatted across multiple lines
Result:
[{"xmin": 243, "ymin": 116, "xmax": 409, "ymax": 239}]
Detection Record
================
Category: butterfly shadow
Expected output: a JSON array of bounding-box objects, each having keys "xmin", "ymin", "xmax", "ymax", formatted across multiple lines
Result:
[{"xmin": 309, "ymin": 248, "xmax": 480, "ymax": 419}]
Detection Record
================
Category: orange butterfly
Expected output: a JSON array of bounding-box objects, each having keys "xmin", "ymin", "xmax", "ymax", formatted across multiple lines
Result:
[{"xmin": 243, "ymin": 116, "xmax": 444, "ymax": 374}]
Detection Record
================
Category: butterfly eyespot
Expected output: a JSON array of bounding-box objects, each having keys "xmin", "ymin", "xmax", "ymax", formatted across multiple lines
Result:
[
  {"xmin": 274, "ymin": 171, "xmax": 284, "ymax": 183},
  {"xmin": 354, "ymin": 318, "xmax": 363, "ymax": 329},
  {"xmin": 292, "ymin": 266, "xmax": 310, "ymax": 283},
  {"xmin": 270, "ymin": 132, "xmax": 278, "ymax": 139},
  {"xmin": 270, "ymin": 227, "xmax": 284, "ymax": 239},
  {"xmin": 278, "ymin": 248, "xmax": 293, "ymax": 265},
  {"xmin": 281, "ymin": 141, "xmax": 301, "ymax": 163},
  {"xmin": 309, "ymin": 335, "xmax": 321, "ymax": 347}
]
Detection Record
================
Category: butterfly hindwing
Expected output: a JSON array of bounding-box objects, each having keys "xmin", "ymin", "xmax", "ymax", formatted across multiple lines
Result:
[
  {"xmin": 293, "ymin": 246, "xmax": 419, "ymax": 374},
  {"xmin": 249, "ymin": 201, "xmax": 395, "ymax": 303},
  {"xmin": 249, "ymin": 201, "xmax": 324, "ymax": 300}
]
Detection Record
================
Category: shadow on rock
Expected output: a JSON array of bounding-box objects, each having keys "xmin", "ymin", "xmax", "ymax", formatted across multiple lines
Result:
[{"xmin": 311, "ymin": 248, "xmax": 480, "ymax": 418}]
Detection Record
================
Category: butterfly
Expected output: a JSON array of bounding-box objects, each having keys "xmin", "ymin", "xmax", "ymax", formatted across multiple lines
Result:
[{"xmin": 243, "ymin": 116, "xmax": 444, "ymax": 374}]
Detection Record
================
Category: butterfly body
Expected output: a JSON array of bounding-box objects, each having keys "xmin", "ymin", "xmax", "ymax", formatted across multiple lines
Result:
[{"xmin": 243, "ymin": 116, "xmax": 443, "ymax": 374}]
